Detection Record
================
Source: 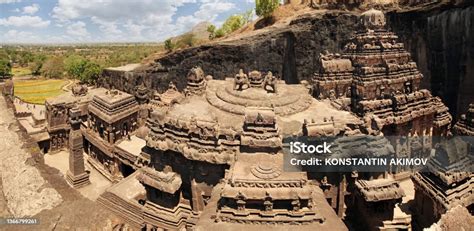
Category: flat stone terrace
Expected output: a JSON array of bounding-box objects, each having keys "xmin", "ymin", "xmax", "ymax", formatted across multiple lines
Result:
[{"xmin": 167, "ymin": 79, "xmax": 360, "ymax": 135}]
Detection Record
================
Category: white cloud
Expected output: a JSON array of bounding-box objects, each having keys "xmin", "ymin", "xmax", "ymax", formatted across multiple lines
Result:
[
  {"xmin": 0, "ymin": 0, "xmax": 253, "ymax": 43},
  {"xmin": 174, "ymin": 0, "xmax": 235, "ymax": 33},
  {"xmin": 0, "ymin": 0, "xmax": 21, "ymax": 4},
  {"xmin": 52, "ymin": 0, "xmax": 196, "ymax": 22},
  {"xmin": 22, "ymin": 4, "xmax": 40, "ymax": 15},
  {"xmin": 66, "ymin": 21, "xmax": 89, "ymax": 37},
  {"xmin": 0, "ymin": 16, "xmax": 50, "ymax": 28},
  {"xmin": 194, "ymin": 0, "xmax": 234, "ymax": 22},
  {"xmin": 5, "ymin": 29, "xmax": 31, "ymax": 37},
  {"xmin": 2, "ymin": 29, "xmax": 40, "ymax": 43},
  {"xmin": 51, "ymin": 0, "xmax": 198, "ymax": 41},
  {"xmin": 91, "ymin": 17, "xmax": 122, "ymax": 35},
  {"xmin": 124, "ymin": 20, "xmax": 146, "ymax": 38}
]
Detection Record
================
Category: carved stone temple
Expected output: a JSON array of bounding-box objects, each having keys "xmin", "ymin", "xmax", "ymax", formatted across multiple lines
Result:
[
  {"xmin": 32, "ymin": 8, "xmax": 471, "ymax": 231},
  {"xmin": 411, "ymin": 106, "xmax": 474, "ymax": 228},
  {"xmin": 83, "ymin": 89, "xmax": 139, "ymax": 182}
]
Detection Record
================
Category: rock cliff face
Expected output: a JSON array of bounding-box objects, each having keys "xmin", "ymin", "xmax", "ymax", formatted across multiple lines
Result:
[
  {"xmin": 388, "ymin": 5, "xmax": 474, "ymax": 119},
  {"xmin": 99, "ymin": 12, "xmax": 359, "ymax": 93},
  {"xmin": 99, "ymin": 4, "xmax": 473, "ymax": 119}
]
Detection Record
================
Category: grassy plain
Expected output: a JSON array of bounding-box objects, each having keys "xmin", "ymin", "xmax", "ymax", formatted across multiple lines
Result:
[{"xmin": 14, "ymin": 78, "xmax": 68, "ymax": 104}]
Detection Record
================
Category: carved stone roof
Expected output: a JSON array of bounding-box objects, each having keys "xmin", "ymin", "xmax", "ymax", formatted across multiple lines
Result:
[
  {"xmin": 244, "ymin": 107, "xmax": 276, "ymax": 125},
  {"xmin": 136, "ymin": 167, "xmax": 182, "ymax": 194},
  {"xmin": 355, "ymin": 178, "xmax": 405, "ymax": 202},
  {"xmin": 88, "ymin": 89, "xmax": 139, "ymax": 123},
  {"xmin": 46, "ymin": 87, "xmax": 107, "ymax": 106},
  {"xmin": 151, "ymin": 88, "xmax": 183, "ymax": 107},
  {"xmin": 221, "ymin": 153, "xmax": 312, "ymax": 200},
  {"xmin": 206, "ymin": 78, "xmax": 313, "ymax": 116},
  {"xmin": 145, "ymin": 69, "xmax": 361, "ymax": 165},
  {"xmin": 319, "ymin": 53, "xmax": 353, "ymax": 74},
  {"xmin": 412, "ymin": 172, "xmax": 473, "ymax": 210},
  {"xmin": 453, "ymin": 103, "xmax": 474, "ymax": 135}
]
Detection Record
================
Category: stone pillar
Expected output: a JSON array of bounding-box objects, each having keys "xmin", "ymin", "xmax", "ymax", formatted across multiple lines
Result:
[
  {"xmin": 191, "ymin": 179, "xmax": 205, "ymax": 212},
  {"xmin": 337, "ymin": 174, "xmax": 346, "ymax": 217},
  {"xmin": 66, "ymin": 107, "xmax": 91, "ymax": 188}
]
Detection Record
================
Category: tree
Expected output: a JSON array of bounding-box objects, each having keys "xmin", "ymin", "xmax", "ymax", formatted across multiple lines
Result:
[
  {"xmin": 17, "ymin": 51, "xmax": 33, "ymax": 67},
  {"xmin": 41, "ymin": 56, "xmax": 65, "ymax": 79},
  {"xmin": 79, "ymin": 62, "xmax": 102, "ymax": 84},
  {"xmin": 164, "ymin": 39, "xmax": 174, "ymax": 52},
  {"xmin": 29, "ymin": 55, "xmax": 46, "ymax": 76},
  {"xmin": 255, "ymin": 0, "xmax": 279, "ymax": 18},
  {"xmin": 64, "ymin": 55, "xmax": 87, "ymax": 79},
  {"xmin": 208, "ymin": 11, "xmax": 253, "ymax": 40},
  {"xmin": 207, "ymin": 24, "xmax": 216, "ymax": 40},
  {"xmin": 0, "ymin": 58, "xmax": 12, "ymax": 78},
  {"xmin": 214, "ymin": 28, "xmax": 225, "ymax": 38},
  {"xmin": 221, "ymin": 15, "xmax": 246, "ymax": 34}
]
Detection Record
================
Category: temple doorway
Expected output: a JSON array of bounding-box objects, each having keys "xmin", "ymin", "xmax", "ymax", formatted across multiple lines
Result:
[{"xmin": 120, "ymin": 163, "xmax": 135, "ymax": 177}]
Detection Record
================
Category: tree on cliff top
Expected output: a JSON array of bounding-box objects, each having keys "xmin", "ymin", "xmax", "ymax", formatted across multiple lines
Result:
[
  {"xmin": 256, "ymin": 0, "xmax": 279, "ymax": 18},
  {"xmin": 164, "ymin": 39, "xmax": 174, "ymax": 52},
  {"xmin": 207, "ymin": 10, "xmax": 253, "ymax": 40},
  {"xmin": 207, "ymin": 25, "xmax": 216, "ymax": 40}
]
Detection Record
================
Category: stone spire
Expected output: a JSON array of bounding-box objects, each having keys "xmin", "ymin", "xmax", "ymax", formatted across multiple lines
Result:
[{"xmin": 66, "ymin": 106, "xmax": 91, "ymax": 188}]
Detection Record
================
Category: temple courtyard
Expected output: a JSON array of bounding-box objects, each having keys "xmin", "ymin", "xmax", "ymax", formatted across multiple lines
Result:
[{"xmin": 0, "ymin": 94, "xmax": 123, "ymax": 230}]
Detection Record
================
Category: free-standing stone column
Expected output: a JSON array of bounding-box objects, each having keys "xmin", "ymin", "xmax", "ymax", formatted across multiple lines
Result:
[{"xmin": 66, "ymin": 107, "xmax": 90, "ymax": 188}]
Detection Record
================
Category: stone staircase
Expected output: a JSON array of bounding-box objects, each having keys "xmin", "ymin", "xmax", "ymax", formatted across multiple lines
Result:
[{"xmin": 98, "ymin": 191, "xmax": 144, "ymax": 229}]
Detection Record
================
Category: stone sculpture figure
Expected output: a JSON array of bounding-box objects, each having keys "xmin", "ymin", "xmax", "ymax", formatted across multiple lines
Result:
[
  {"xmin": 185, "ymin": 66, "xmax": 207, "ymax": 96},
  {"xmin": 263, "ymin": 71, "xmax": 278, "ymax": 93},
  {"xmin": 72, "ymin": 84, "xmax": 88, "ymax": 97},
  {"xmin": 248, "ymin": 70, "xmax": 264, "ymax": 87},
  {"xmin": 234, "ymin": 69, "xmax": 249, "ymax": 91},
  {"xmin": 187, "ymin": 66, "xmax": 205, "ymax": 83}
]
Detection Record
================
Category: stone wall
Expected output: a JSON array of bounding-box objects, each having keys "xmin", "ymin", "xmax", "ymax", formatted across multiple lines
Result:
[{"xmin": 388, "ymin": 5, "xmax": 474, "ymax": 119}]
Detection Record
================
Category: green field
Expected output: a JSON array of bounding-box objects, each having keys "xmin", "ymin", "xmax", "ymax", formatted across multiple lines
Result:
[{"xmin": 14, "ymin": 79, "xmax": 69, "ymax": 104}]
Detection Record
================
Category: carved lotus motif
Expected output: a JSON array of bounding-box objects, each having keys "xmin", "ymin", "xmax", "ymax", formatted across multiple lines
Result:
[{"xmin": 250, "ymin": 163, "xmax": 282, "ymax": 179}]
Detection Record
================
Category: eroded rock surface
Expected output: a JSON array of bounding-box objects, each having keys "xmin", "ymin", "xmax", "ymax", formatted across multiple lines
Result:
[{"xmin": 0, "ymin": 97, "xmax": 62, "ymax": 217}]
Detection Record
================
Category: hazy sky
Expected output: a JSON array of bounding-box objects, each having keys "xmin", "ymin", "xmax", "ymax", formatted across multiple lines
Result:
[{"xmin": 0, "ymin": 0, "xmax": 255, "ymax": 44}]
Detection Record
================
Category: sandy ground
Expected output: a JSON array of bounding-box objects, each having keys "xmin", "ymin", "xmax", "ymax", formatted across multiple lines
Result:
[
  {"xmin": 0, "ymin": 181, "xmax": 11, "ymax": 218},
  {"xmin": 0, "ymin": 96, "xmax": 122, "ymax": 231},
  {"xmin": 44, "ymin": 151, "xmax": 113, "ymax": 201}
]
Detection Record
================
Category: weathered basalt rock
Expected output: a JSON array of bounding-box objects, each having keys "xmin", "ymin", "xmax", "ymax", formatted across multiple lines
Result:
[
  {"xmin": 388, "ymin": 4, "xmax": 474, "ymax": 118},
  {"xmin": 99, "ymin": 12, "xmax": 359, "ymax": 94}
]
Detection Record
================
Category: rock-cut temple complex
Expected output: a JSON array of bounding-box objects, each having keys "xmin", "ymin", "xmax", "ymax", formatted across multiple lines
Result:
[{"xmin": 2, "ymin": 8, "xmax": 472, "ymax": 231}]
